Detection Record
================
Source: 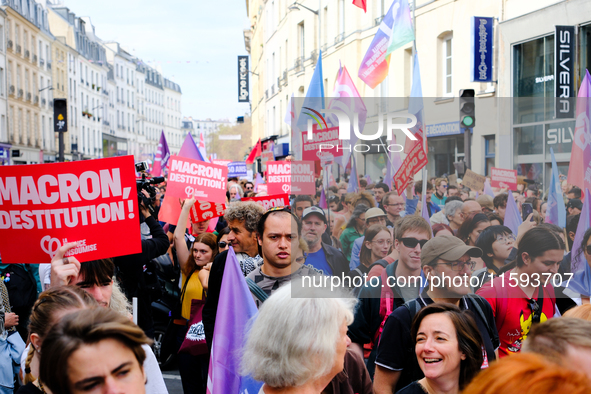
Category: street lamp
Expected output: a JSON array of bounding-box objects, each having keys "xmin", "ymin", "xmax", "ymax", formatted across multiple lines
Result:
[{"xmin": 289, "ymin": 1, "xmax": 322, "ymax": 56}]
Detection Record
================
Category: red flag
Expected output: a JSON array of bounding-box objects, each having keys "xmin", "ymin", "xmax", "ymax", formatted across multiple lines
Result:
[
  {"xmin": 352, "ymin": 0, "xmax": 366, "ymax": 12},
  {"xmin": 245, "ymin": 139, "xmax": 262, "ymax": 164}
]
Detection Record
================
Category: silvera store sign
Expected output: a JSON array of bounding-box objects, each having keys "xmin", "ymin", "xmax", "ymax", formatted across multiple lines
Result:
[{"xmin": 555, "ymin": 25, "xmax": 575, "ymax": 119}]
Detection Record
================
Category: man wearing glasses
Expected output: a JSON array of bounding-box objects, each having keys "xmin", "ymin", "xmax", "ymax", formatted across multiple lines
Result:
[
  {"xmin": 382, "ymin": 187, "xmax": 418, "ymax": 227},
  {"xmin": 374, "ymin": 235, "xmax": 499, "ymax": 394}
]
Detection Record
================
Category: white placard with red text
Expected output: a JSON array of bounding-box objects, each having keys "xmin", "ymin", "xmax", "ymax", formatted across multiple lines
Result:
[
  {"xmin": 167, "ymin": 155, "xmax": 228, "ymax": 203},
  {"xmin": 266, "ymin": 161, "xmax": 315, "ymax": 195},
  {"xmin": 0, "ymin": 156, "xmax": 141, "ymax": 264}
]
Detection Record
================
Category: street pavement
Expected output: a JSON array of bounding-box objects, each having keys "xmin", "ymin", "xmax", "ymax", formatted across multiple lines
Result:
[{"xmin": 162, "ymin": 362, "xmax": 183, "ymax": 393}]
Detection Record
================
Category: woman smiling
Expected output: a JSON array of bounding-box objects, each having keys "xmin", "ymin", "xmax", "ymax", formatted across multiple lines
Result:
[{"xmin": 397, "ymin": 303, "xmax": 483, "ymax": 394}]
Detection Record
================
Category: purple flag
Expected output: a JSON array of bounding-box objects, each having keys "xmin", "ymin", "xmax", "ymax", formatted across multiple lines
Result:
[
  {"xmin": 319, "ymin": 188, "xmax": 327, "ymax": 209},
  {"xmin": 152, "ymin": 130, "xmax": 170, "ymax": 176},
  {"xmin": 179, "ymin": 133, "xmax": 209, "ymax": 162},
  {"xmin": 254, "ymin": 172, "xmax": 264, "ymax": 192},
  {"xmin": 546, "ymin": 148, "xmax": 567, "ymax": 228},
  {"xmin": 504, "ymin": 192, "xmax": 523, "ymax": 235},
  {"xmin": 347, "ymin": 156, "xmax": 359, "ymax": 193},
  {"xmin": 564, "ymin": 189, "xmax": 591, "ymax": 296},
  {"xmin": 484, "ymin": 179, "xmax": 495, "ymax": 197},
  {"xmin": 366, "ymin": 175, "xmax": 372, "ymax": 186},
  {"xmin": 207, "ymin": 247, "xmax": 263, "ymax": 394},
  {"xmin": 421, "ymin": 197, "xmax": 433, "ymax": 236}
]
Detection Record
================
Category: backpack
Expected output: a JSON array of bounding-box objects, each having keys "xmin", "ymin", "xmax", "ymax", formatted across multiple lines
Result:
[
  {"xmin": 403, "ymin": 293, "xmax": 499, "ymax": 350},
  {"xmin": 363, "ymin": 266, "xmax": 397, "ymax": 359},
  {"xmin": 0, "ymin": 265, "xmax": 37, "ymax": 310},
  {"xmin": 246, "ymin": 278, "xmax": 269, "ymax": 304}
]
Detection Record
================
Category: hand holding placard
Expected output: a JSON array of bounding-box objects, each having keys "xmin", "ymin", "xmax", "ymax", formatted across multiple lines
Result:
[{"xmin": 50, "ymin": 241, "xmax": 81, "ymax": 288}]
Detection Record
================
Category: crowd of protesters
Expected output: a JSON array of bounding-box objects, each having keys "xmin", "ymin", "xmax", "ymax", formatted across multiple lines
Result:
[{"xmin": 1, "ymin": 166, "xmax": 591, "ymax": 394}]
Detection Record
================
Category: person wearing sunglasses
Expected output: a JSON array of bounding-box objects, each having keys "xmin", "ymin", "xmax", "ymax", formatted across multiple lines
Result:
[
  {"xmin": 476, "ymin": 227, "xmax": 565, "ymax": 358},
  {"xmin": 431, "ymin": 178, "xmax": 448, "ymax": 209},
  {"xmin": 348, "ymin": 216, "xmax": 431, "ymax": 377},
  {"xmin": 216, "ymin": 227, "xmax": 231, "ymax": 253},
  {"xmin": 374, "ymin": 235, "xmax": 499, "ymax": 394}
]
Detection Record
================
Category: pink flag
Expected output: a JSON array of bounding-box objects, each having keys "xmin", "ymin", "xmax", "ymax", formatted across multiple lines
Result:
[
  {"xmin": 327, "ymin": 66, "xmax": 366, "ymax": 166},
  {"xmin": 568, "ymin": 70, "xmax": 591, "ymax": 191}
]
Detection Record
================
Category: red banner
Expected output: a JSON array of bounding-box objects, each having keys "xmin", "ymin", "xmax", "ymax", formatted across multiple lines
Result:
[
  {"xmin": 301, "ymin": 125, "xmax": 342, "ymax": 162},
  {"xmin": 167, "ymin": 155, "xmax": 228, "ymax": 203},
  {"xmin": 267, "ymin": 161, "xmax": 315, "ymax": 195},
  {"xmin": 0, "ymin": 156, "xmax": 141, "ymax": 264},
  {"xmin": 394, "ymin": 141, "xmax": 428, "ymax": 192},
  {"xmin": 490, "ymin": 167, "xmax": 518, "ymax": 190},
  {"xmin": 189, "ymin": 201, "xmax": 226, "ymax": 223},
  {"xmin": 241, "ymin": 194, "xmax": 289, "ymax": 210}
]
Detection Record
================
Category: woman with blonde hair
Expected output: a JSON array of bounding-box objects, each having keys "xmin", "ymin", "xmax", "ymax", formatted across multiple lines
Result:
[
  {"xmin": 174, "ymin": 197, "xmax": 219, "ymax": 393},
  {"xmin": 19, "ymin": 286, "xmax": 98, "ymax": 393}
]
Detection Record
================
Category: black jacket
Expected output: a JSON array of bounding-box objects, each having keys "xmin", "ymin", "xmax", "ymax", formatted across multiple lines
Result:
[
  {"xmin": 203, "ymin": 250, "xmax": 230, "ymax": 349},
  {"xmin": 321, "ymin": 242, "xmax": 349, "ymax": 277}
]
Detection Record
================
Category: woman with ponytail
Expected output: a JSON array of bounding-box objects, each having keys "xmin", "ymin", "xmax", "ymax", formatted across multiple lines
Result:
[{"xmin": 18, "ymin": 286, "xmax": 97, "ymax": 393}]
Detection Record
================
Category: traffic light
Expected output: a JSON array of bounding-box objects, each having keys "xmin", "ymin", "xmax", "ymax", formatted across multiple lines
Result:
[
  {"xmin": 459, "ymin": 89, "xmax": 475, "ymax": 129},
  {"xmin": 54, "ymin": 98, "xmax": 67, "ymax": 132}
]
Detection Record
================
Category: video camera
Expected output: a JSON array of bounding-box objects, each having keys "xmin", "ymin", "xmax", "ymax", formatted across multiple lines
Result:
[{"xmin": 135, "ymin": 161, "xmax": 164, "ymax": 215}]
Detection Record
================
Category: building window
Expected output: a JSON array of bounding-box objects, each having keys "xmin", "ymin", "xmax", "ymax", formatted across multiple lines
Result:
[
  {"xmin": 484, "ymin": 136, "xmax": 495, "ymax": 176},
  {"xmin": 298, "ymin": 22, "xmax": 305, "ymax": 61},
  {"xmin": 443, "ymin": 36, "xmax": 452, "ymax": 96}
]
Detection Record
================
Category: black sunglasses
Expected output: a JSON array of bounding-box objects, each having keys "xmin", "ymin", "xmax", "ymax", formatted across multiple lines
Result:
[
  {"xmin": 400, "ymin": 237, "xmax": 429, "ymax": 249},
  {"xmin": 218, "ymin": 241, "xmax": 228, "ymax": 248}
]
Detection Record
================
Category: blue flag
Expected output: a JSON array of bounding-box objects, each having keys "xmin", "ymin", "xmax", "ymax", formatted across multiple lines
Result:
[
  {"xmin": 563, "ymin": 189, "xmax": 591, "ymax": 296},
  {"xmin": 347, "ymin": 156, "xmax": 359, "ymax": 193},
  {"xmin": 294, "ymin": 50, "xmax": 324, "ymax": 159},
  {"xmin": 546, "ymin": 148, "xmax": 567, "ymax": 228},
  {"xmin": 504, "ymin": 192, "xmax": 522, "ymax": 235}
]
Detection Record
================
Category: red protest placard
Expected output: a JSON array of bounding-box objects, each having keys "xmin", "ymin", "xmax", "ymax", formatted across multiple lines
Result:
[
  {"xmin": 189, "ymin": 201, "xmax": 226, "ymax": 223},
  {"xmin": 302, "ymin": 125, "xmax": 342, "ymax": 162},
  {"xmin": 394, "ymin": 141, "xmax": 428, "ymax": 192},
  {"xmin": 266, "ymin": 161, "xmax": 315, "ymax": 195},
  {"xmin": 491, "ymin": 167, "xmax": 518, "ymax": 190},
  {"xmin": 256, "ymin": 184, "xmax": 268, "ymax": 193},
  {"xmin": 241, "ymin": 194, "xmax": 290, "ymax": 210},
  {"xmin": 167, "ymin": 155, "xmax": 228, "ymax": 203},
  {"xmin": 212, "ymin": 159, "xmax": 232, "ymax": 167},
  {"xmin": 0, "ymin": 156, "xmax": 141, "ymax": 264}
]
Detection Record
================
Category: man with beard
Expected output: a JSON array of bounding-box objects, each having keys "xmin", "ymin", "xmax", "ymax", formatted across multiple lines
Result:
[
  {"xmin": 373, "ymin": 236, "xmax": 499, "ymax": 394},
  {"xmin": 300, "ymin": 207, "xmax": 348, "ymax": 276}
]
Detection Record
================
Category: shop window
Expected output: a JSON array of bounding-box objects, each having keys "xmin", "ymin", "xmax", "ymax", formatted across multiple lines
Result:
[
  {"xmin": 484, "ymin": 136, "xmax": 495, "ymax": 176},
  {"xmin": 514, "ymin": 125, "xmax": 544, "ymax": 156}
]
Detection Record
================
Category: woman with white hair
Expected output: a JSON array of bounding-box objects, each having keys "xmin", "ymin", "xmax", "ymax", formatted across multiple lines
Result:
[
  {"xmin": 241, "ymin": 281, "xmax": 357, "ymax": 393},
  {"xmin": 229, "ymin": 183, "xmax": 244, "ymax": 200},
  {"xmin": 445, "ymin": 200, "xmax": 465, "ymax": 233}
]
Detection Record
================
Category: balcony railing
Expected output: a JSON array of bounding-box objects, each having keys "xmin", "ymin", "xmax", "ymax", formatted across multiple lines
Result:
[
  {"xmin": 26, "ymin": 92, "xmax": 31, "ymax": 101},
  {"xmin": 9, "ymin": 85, "xmax": 14, "ymax": 95},
  {"xmin": 17, "ymin": 89, "xmax": 23, "ymax": 98},
  {"xmin": 47, "ymin": 62, "xmax": 52, "ymax": 70},
  {"xmin": 32, "ymin": 54, "xmax": 37, "ymax": 64},
  {"xmin": 24, "ymin": 49, "xmax": 29, "ymax": 59},
  {"xmin": 7, "ymin": 40, "xmax": 12, "ymax": 50},
  {"xmin": 294, "ymin": 56, "xmax": 304, "ymax": 72},
  {"xmin": 34, "ymin": 95, "xmax": 39, "ymax": 104},
  {"xmin": 40, "ymin": 58, "xmax": 45, "ymax": 67},
  {"xmin": 334, "ymin": 33, "xmax": 345, "ymax": 45},
  {"xmin": 16, "ymin": 44, "xmax": 21, "ymax": 54},
  {"xmin": 41, "ymin": 98, "xmax": 46, "ymax": 106}
]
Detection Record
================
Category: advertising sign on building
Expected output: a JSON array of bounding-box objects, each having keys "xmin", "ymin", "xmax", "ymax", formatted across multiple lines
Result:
[
  {"xmin": 238, "ymin": 56, "xmax": 249, "ymax": 103},
  {"xmin": 0, "ymin": 156, "xmax": 141, "ymax": 264},
  {"xmin": 425, "ymin": 121, "xmax": 472, "ymax": 138},
  {"xmin": 555, "ymin": 25, "xmax": 575, "ymax": 119},
  {"xmin": 470, "ymin": 17, "xmax": 493, "ymax": 83},
  {"xmin": 490, "ymin": 167, "xmax": 518, "ymax": 190}
]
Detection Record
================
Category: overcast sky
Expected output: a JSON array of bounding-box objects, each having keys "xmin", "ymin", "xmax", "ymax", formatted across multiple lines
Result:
[{"xmin": 61, "ymin": 0, "xmax": 251, "ymax": 121}]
